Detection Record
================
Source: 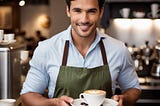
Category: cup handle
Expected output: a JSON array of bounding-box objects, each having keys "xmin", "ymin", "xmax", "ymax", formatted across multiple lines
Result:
[
  {"xmin": 157, "ymin": 9, "xmax": 160, "ymax": 15},
  {"xmin": 147, "ymin": 12, "xmax": 152, "ymax": 18},
  {"xmin": 119, "ymin": 10, "xmax": 123, "ymax": 16},
  {"xmin": 79, "ymin": 93, "xmax": 84, "ymax": 99},
  {"xmin": 79, "ymin": 93, "xmax": 88, "ymax": 105}
]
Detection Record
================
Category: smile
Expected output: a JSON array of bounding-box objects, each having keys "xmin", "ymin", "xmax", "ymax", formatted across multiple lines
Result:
[{"xmin": 78, "ymin": 23, "xmax": 92, "ymax": 32}]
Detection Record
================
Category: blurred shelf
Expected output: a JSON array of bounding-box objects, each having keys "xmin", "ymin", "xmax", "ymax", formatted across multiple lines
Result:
[{"xmin": 137, "ymin": 99, "xmax": 160, "ymax": 103}]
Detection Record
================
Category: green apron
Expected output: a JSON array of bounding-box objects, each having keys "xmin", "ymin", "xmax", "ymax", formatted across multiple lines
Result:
[{"xmin": 53, "ymin": 39, "xmax": 112, "ymax": 99}]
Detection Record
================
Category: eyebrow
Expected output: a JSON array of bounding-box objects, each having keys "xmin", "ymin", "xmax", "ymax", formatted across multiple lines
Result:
[
  {"xmin": 88, "ymin": 8, "xmax": 98, "ymax": 12},
  {"xmin": 72, "ymin": 8, "xmax": 98, "ymax": 12}
]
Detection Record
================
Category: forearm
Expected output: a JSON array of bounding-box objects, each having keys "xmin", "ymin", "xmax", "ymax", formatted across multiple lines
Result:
[
  {"xmin": 21, "ymin": 92, "xmax": 73, "ymax": 106},
  {"xmin": 112, "ymin": 88, "xmax": 141, "ymax": 106},
  {"xmin": 21, "ymin": 92, "xmax": 52, "ymax": 106},
  {"xmin": 122, "ymin": 88, "xmax": 141, "ymax": 106}
]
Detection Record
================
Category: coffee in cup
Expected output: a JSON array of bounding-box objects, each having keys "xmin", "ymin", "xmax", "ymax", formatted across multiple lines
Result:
[{"xmin": 79, "ymin": 89, "xmax": 106, "ymax": 106}]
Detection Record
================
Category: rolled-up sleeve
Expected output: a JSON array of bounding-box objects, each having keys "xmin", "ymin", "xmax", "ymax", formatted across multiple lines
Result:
[
  {"xmin": 20, "ymin": 42, "xmax": 49, "ymax": 95},
  {"xmin": 118, "ymin": 46, "xmax": 141, "ymax": 92}
]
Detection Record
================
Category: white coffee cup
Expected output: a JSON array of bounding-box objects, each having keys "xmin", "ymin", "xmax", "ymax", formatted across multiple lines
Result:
[
  {"xmin": 133, "ymin": 11, "xmax": 145, "ymax": 18},
  {"xmin": 0, "ymin": 30, "xmax": 4, "ymax": 42},
  {"xmin": 148, "ymin": 3, "xmax": 160, "ymax": 18},
  {"xmin": 20, "ymin": 50, "xmax": 29, "ymax": 61},
  {"xmin": 120, "ymin": 8, "xmax": 130, "ymax": 18},
  {"xmin": 7, "ymin": 34, "xmax": 15, "ymax": 41},
  {"xmin": 73, "ymin": 99, "xmax": 86, "ymax": 106},
  {"xmin": 79, "ymin": 89, "xmax": 106, "ymax": 106},
  {"xmin": 0, "ymin": 99, "xmax": 16, "ymax": 106},
  {"xmin": 103, "ymin": 98, "xmax": 118, "ymax": 106},
  {"xmin": 4, "ymin": 34, "xmax": 15, "ymax": 42}
]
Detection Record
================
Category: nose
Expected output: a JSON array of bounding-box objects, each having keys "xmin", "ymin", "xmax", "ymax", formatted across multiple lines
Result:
[{"xmin": 81, "ymin": 12, "xmax": 89, "ymax": 23}]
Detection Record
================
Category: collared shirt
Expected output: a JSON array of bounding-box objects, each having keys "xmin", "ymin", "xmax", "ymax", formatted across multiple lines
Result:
[{"xmin": 20, "ymin": 26, "xmax": 141, "ymax": 98}]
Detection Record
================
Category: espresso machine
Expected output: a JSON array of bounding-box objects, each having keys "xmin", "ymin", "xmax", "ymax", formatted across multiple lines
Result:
[
  {"xmin": 151, "ymin": 40, "xmax": 160, "ymax": 78},
  {"xmin": 131, "ymin": 41, "xmax": 154, "ymax": 77},
  {"xmin": 0, "ymin": 42, "xmax": 26, "ymax": 99},
  {"xmin": 140, "ymin": 41, "xmax": 154, "ymax": 77}
]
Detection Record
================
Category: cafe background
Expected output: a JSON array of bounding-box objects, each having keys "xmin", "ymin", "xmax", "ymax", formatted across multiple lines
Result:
[{"xmin": 0, "ymin": 0, "xmax": 160, "ymax": 106}]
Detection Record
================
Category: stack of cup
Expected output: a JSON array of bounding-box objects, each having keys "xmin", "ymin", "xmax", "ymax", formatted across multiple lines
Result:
[{"xmin": 20, "ymin": 50, "xmax": 29, "ymax": 62}]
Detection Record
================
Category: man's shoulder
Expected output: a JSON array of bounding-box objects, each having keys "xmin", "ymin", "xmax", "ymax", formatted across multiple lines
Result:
[
  {"xmin": 101, "ymin": 34, "xmax": 125, "ymax": 47},
  {"xmin": 50, "ymin": 29, "xmax": 68, "ymax": 40},
  {"xmin": 41, "ymin": 28, "xmax": 69, "ymax": 44},
  {"xmin": 100, "ymin": 33, "xmax": 129, "ymax": 56}
]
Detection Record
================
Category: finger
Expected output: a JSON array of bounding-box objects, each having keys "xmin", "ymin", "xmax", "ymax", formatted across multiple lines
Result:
[
  {"xmin": 60, "ymin": 96, "xmax": 74, "ymax": 103},
  {"xmin": 112, "ymin": 95, "xmax": 123, "ymax": 106},
  {"xmin": 118, "ymin": 97, "xmax": 123, "ymax": 106},
  {"xmin": 112, "ymin": 95, "xmax": 119, "ymax": 101}
]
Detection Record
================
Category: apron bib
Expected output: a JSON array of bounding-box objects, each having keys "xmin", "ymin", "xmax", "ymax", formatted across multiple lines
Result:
[{"xmin": 53, "ymin": 39, "xmax": 112, "ymax": 99}]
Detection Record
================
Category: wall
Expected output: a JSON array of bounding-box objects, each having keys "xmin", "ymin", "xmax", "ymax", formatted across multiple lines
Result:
[
  {"xmin": 106, "ymin": 19, "xmax": 160, "ymax": 47},
  {"xmin": 20, "ymin": 5, "xmax": 49, "ymax": 38},
  {"xmin": 49, "ymin": 0, "xmax": 70, "ymax": 36},
  {"xmin": 20, "ymin": 0, "xmax": 70, "ymax": 38}
]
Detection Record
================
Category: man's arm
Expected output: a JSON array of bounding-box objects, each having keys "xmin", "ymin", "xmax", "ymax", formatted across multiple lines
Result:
[
  {"xmin": 112, "ymin": 88, "xmax": 141, "ymax": 106},
  {"xmin": 21, "ymin": 92, "xmax": 73, "ymax": 106}
]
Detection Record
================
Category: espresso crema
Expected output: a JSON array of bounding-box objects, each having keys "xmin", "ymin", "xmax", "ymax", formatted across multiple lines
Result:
[{"xmin": 84, "ymin": 90, "xmax": 106, "ymax": 95}]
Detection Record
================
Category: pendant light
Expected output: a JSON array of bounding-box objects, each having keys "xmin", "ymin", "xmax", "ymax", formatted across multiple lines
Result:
[{"xmin": 19, "ymin": 0, "xmax": 25, "ymax": 6}]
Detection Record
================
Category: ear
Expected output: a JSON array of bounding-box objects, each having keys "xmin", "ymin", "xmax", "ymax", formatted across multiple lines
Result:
[
  {"xmin": 100, "ymin": 7, "xmax": 104, "ymax": 18},
  {"xmin": 66, "ymin": 6, "xmax": 71, "ymax": 17}
]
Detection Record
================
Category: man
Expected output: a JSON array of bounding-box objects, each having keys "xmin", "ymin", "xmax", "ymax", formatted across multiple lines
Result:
[
  {"xmin": 20, "ymin": 0, "xmax": 141, "ymax": 106},
  {"xmin": 36, "ymin": 30, "xmax": 46, "ymax": 41}
]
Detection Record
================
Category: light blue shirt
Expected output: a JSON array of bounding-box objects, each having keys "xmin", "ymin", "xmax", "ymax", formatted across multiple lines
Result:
[{"xmin": 21, "ymin": 26, "xmax": 141, "ymax": 98}]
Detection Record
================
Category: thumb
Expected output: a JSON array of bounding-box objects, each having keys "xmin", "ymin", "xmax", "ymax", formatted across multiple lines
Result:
[
  {"xmin": 112, "ymin": 95, "xmax": 123, "ymax": 106},
  {"xmin": 112, "ymin": 95, "xmax": 119, "ymax": 101}
]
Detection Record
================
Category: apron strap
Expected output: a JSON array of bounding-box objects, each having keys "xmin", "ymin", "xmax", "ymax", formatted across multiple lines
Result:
[
  {"xmin": 62, "ymin": 40, "xmax": 69, "ymax": 66},
  {"xmin": 99, "ymin": 39, "xmax": 108, "ymax": 65},
  {"xmin": 62, "ymin": 39, "xmax": 108, "ymax": 65}
]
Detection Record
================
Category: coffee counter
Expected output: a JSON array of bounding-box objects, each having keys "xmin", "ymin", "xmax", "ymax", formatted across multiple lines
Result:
[{"xmin": 136, "ymin": 77, "xmax": 160, "ymax": 105}]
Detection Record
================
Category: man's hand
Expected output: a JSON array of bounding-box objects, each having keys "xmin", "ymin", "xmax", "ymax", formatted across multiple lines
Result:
[
  {"xmin": 111, "ymin": 88, "xmax": 141, "ymax": 106},
  {"xmin": 21, "ymin": 93, "xmax": 74, "ymax": 106},
  {"xmin": 49, "ymin": 95, "xmax": 74, "ymax": 106},
  {"xmin": 112, "ymin": 95, "xmax": 124, "ymax": 106}
]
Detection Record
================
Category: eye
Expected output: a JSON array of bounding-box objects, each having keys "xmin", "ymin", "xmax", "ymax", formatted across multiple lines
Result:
[{"xmin": 88, "ymin": 9, "xmax": 97, "ymax": 14}]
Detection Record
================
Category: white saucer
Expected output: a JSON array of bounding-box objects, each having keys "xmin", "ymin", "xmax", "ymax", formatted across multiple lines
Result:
[
  {"xmin": 73, "ymin": 98, "xmax": 118, "ymax": 106},
  {"xmin": 72, "ymin": 98, "xmax": 86, "ymax": 106},
  {"xmin": 103, "ymin": 98, "xmax": 118, "ymax": 106},
  {"xmin": 0, "ymin": 40, "xmax": 16, "ymax": 45}
]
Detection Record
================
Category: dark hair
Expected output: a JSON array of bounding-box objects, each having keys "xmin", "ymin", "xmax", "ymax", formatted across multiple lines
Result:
[{"xmin": 66, "ymin": 0, "xmax": 105, "ymax": 10}]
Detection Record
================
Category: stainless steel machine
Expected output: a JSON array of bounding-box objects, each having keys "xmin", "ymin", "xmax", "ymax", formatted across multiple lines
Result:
[
  {"xmin": 0, "ymin": 42, "xmax": 26, "ymax": 99},
  {"xmin": 151, "ymin": 40, "xmax": 160, "ymax": 78}
]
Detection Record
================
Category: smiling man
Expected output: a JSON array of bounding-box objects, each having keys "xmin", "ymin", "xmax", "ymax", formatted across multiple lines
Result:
[{"xmin": 20, "ymin": 0, "xmax": 141, "ymax": 106}]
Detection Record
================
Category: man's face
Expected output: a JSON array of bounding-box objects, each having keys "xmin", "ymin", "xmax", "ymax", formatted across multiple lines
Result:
[{"xmin": 67, "ymin": 0, "xmax": 103, "ymax": 38}]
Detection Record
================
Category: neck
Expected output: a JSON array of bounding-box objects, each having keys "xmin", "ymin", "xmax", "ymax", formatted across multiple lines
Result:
[{"xmin": 71, "ymin": 32, "xmax": 96, "ymax": 58}]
